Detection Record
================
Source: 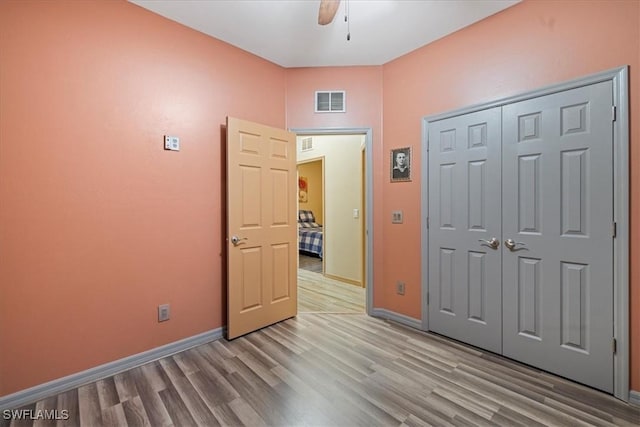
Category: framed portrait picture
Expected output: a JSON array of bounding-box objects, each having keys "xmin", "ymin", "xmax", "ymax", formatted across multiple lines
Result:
[{"xmin": 390, "ymin": 147, "xmax": 411, "ymax": 182}]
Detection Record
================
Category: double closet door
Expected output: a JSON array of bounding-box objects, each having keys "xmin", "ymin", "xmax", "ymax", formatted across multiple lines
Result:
[{"xmin": 427, "ymin": 81, "xmax": 614, "ymax": 393}]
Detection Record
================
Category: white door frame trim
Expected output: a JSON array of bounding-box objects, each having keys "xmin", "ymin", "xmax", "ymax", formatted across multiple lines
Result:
[
  {"xmin": 421, "ymin": 66, "xmax": 630, "ymax": 401},
  {"xmin": 290, "ymin": 128, "xmax": 374, "ymax": 315}
]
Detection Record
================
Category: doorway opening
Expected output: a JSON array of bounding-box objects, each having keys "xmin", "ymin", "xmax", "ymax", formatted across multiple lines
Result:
[
  {"xmin": 292, "ymin": 129, "xmax": 373, "ymax": 315},
  {"xmin": 297, "ymin": 157, "xmax": 324, "ymax": 276}
]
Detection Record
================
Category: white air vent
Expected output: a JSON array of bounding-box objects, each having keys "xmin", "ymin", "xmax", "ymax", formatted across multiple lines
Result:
[
  {"xmin": 301, "ymin": 137, "xmax": 313, "ymax": 151},
  {"xmin": 315, "ymin": 91, "xmax": 345, "ymax": 112}
]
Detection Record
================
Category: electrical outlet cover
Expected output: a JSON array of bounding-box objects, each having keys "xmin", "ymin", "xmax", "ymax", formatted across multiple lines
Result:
[
  {"xmin": 158, "ymin": 304, "xmax": 170, "ymax": 322},
  {"xmin": 164, "ymin": 135, "xmax": 180, "ymax": 151},
  {"xmin": 392, "ymin": 210, "xmax": 403, "ymax": 224}
]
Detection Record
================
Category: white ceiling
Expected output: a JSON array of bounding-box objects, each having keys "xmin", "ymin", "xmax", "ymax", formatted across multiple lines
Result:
[{"xmin": 130, "ymin": 0, "xmax": 520, "ymax": 68}]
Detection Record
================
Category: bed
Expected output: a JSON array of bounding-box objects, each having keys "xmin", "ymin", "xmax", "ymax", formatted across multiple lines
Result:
[{"xmin": 298, "ymin": 210, "xmax": 323, "ymax": 258}]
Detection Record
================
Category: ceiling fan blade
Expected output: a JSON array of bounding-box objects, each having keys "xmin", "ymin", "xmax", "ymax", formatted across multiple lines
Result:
[{"xmin": 318, "ymin": 0, "xmax": 341, "ymax": 25}]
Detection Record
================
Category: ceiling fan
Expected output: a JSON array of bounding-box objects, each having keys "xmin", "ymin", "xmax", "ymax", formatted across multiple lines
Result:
[{"xmin": 318, "ymin": 0, "xmax": 341, "ymax": 25}]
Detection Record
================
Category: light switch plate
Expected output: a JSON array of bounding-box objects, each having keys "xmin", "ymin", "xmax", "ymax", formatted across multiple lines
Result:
[
  {"xmin": 392, "ymin": 210, "xmax": 403, "ymax": 224},
  {"xmin": 164, "ymin": 135, "xmax": 180, "ymax": 151}
]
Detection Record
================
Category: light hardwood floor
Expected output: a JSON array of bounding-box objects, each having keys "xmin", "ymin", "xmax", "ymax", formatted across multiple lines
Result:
[
  {"xmin": 0, "ymin": 271, "xmax": 640, "ymax": 427},
  {"xmin": 298, "ymin": 269, "xmax": 365, "ymax": 314},
  {"xmin": 3, "ymin": 313, "xmax": 639, "ymax": 426}
]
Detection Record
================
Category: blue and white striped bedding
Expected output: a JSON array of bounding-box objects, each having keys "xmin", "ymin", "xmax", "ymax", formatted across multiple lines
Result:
[
  {"xmin": 298, "ymin": 226, "xmax": 323, "ymax": 258},
  {"xmin": 298, "ymin": 210, "xmax": 323, "ymax": 258}
]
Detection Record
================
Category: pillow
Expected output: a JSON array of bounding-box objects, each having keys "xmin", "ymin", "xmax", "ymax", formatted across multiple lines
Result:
[{"xmin": 298, "ymin": 210, "xmax": 316, "ymax": 223}]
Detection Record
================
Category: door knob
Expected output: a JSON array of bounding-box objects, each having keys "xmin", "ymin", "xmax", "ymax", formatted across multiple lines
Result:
[
  {"xmin": 231, "ymin": 235, "xmax": 247, "ymax": 246},
  {"xmin": 504, "ymin": 239, "xmax": 526, "ymax": 251},
  {"xmin": 478, "ymin": 238, "xmax": 499, "ymax": 249}
]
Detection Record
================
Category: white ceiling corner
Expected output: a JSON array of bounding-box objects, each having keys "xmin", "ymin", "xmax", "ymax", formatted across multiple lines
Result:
[{"xmin": 129, "ymin": 0, "xmax": 520, "ymax": 68}]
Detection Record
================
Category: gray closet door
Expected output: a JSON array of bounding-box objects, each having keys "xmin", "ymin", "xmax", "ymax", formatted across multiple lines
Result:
[
  {"xmin": 501, "ymin": 81, "xmax": 614, "ymax": 393},
  {"xmin": 428, "ymin": 108, "xmax": 502, "ymax": 353}
]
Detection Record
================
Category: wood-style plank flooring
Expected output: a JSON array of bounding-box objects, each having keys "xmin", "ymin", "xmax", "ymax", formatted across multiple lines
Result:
[
  {"xmin": 298, "ymin": 254, "xmax": 322, "ymax": 274},
  {"xmin": 3, "ymin": 314, "xmax": 638, "ymax": 427},
  {"xmin": 298, "ymin": 269, "xmax": 365, "ymax": 313}
]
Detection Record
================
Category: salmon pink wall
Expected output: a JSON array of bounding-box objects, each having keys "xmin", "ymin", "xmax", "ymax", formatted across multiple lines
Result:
[
  {"xmin": 2, "ymin": 0, "xmax": 639, "ymax": 400},
  {"xmin": 381, "ymin": 0, "xmax": 640, "ymax": 388},
  {"xmin": 285, "ymin": 67, "xmax": 384, "ymax": 302},
  {"xmin": 0, "ymin": 0, "xmax": 285, "ymax": 396}
]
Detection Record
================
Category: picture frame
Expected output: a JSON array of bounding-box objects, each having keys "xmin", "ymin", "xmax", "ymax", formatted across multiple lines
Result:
[
  {"xmin": 390, "ymin": 147, "xmax": 411, "ymax": 182},
  {"xmin": 298, "ymin": 176, "xmax": 308, "ymax": 202}
]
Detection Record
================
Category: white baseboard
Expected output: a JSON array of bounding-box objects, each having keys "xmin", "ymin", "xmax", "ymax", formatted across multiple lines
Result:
[
  {"xmin": 630, "ymin": 390, "xmax": 640, "ymax": 407},
  {"xmin": 371, "ymin": 308, "xmax": 422, "ymax": 330},
  {"xmin": 0, "ymin": 327, "xmax": 224, "ymax": 411}
]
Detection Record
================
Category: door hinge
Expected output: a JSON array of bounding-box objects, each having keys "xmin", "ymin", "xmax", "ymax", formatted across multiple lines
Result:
[
  {"xmin": 426, "ymin": 217, "xmax": 430, "ymax": 229},
  {"xmin": 612, "ymin": 222, "xmax": 617, "ymax": 238},
  {"xmin": 427, "ymin": 292, "xmax": 429, "ymax": 305},
  {"xmin": 613, "ymin": 338, "xmax": 617, "ymax": 354},
  {"xmin": 612, "ymin": 105, "xmax": 617, "ymax": 122}
]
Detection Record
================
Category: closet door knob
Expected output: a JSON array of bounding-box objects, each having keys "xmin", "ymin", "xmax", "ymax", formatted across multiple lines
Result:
[
  {"xmin": 504, "ymin": 239, "xmax": 526, "ymax": 251},
  {"xmin": 478, "ymin": 238, "xmax": 499, "ymax": 249}
]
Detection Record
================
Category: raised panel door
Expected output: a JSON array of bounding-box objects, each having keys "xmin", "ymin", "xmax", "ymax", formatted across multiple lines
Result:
[
  {"xmin": 428, "ymin": 107, "xmax": 502, "ymax": 353},
  {"xmin": 501, "ymin": 81, "xmax": 614, "ymax": 392}
]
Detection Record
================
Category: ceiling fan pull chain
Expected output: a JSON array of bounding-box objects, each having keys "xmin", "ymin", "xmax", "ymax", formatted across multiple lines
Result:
[{"xmin": 345, "ymin": 0, "xmax": 351, "ymax": 41}]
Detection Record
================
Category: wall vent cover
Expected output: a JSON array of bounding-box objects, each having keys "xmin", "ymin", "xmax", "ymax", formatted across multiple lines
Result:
[
  {"xmin": 315, "ymin": 91, "xmax": 345, "ymax": 112},
  {"xmin": 301, "ymin": 137, "xmax": 313, "ymax": 151}
]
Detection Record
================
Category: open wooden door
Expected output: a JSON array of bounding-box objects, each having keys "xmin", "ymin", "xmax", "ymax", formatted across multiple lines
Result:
[{"xmin": 226, "ymin": 117, "xmax": 298, "ymax": 339}]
